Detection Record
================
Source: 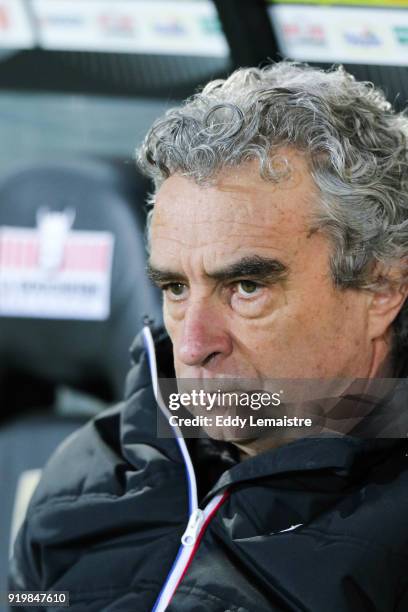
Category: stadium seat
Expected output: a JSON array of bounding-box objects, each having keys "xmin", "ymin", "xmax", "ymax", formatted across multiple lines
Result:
[{"xmin": 0, "ymin": 158, "xmax": 162, "ymax": 602}]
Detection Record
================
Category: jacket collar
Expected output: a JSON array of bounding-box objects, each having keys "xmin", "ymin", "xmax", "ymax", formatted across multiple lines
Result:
[{"xmin": 201, "ymin": 435, "xmax": 404, "ymax": 503}]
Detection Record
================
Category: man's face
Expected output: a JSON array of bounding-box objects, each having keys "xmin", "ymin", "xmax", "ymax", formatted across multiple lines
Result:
[{"xmin": 149, "ymin": 149, "xmax": 374, "ymax": 382}]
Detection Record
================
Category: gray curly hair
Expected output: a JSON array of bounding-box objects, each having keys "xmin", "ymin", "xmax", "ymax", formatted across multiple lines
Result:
[{"xmin": 137, "ymin": 61, "xmax": 408, "ymax": 368}]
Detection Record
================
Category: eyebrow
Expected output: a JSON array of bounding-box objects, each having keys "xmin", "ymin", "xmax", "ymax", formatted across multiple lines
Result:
[{"xmin": 146, "ymin": 255, "xmax": 288, "ymax": 285}]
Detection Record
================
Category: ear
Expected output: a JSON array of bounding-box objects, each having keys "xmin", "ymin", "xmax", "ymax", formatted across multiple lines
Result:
[{"xmin": 367, "ymin": 281, "xmax": 408, "ymax": 341}]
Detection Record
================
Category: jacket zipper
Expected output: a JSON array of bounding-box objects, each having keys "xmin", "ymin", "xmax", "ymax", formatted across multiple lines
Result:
[
  {"xmin": 153, "ymin": 492, "xmax": 229, "ymax": 612},
  {"xmin": 142, "ymin": 325, "xmax": 229, "ymax": 612}
]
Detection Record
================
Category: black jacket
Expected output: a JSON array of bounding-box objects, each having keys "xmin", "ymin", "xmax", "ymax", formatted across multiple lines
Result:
[{"xmin": 9, "ymin": 328, "xmax": 408, "ymax": 611}]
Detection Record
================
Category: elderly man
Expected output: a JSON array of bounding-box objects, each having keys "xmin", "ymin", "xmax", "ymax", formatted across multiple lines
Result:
[{"xmin": 10, "ymin": 63, "xmax": 408, "ymax": 611}]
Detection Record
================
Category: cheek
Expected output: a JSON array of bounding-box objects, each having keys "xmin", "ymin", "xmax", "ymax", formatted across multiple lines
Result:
[{"xmin": 232, "ymin": 292, "xmax": 365, "ymax": 377}]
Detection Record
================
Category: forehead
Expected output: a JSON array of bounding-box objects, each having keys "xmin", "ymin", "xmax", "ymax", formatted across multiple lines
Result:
[{"xmin": 150, "ymin": 150, "xmax": 319, "ymax": 260}]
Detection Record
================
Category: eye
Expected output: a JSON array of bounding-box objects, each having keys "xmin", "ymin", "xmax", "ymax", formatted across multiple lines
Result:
[
  {"xmin": 163, "ymin": 282, "xmax": 188, "ymax": 300},
  {"xmin": 235, "ymin": 280, "xmax": 263, "ymax": 298}
]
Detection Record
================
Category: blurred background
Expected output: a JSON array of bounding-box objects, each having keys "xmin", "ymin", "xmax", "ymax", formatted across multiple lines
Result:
[{"xmin": 0, "ymin": 0, "xmax": 407, "ymax": 603}]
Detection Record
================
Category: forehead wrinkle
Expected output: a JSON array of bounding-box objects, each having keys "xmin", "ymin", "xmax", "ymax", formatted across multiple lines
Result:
[
  {"xmin": 154, "ymin": 217, "xmax": 288, "ymax": 237},
  {"xmin": 153, "ymin": 234, "xmax": 234, "ymax": 250}
]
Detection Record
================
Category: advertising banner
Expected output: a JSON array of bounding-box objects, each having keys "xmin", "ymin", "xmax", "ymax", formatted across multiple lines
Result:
[
  {"xmin": 269, "ymin": 3, "xmax": 408, "ymax": 65},
  {"xmin": 32, "ymin": 0, "xmax": 228, "ymax": 57}
]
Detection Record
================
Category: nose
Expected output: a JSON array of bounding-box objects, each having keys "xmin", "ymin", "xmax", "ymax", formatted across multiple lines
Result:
[{"xmin": 175, "ymin": 298, "xmax": 232, "ymax": 369}]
